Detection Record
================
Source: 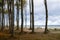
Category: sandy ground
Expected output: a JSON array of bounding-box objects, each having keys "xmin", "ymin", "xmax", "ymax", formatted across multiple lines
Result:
[
  {"xmin": 0, "ymin": 27, "xmax": 60, "ymax": 40},
  {"xmin": 14, "ymin": 27, "xmax": 60, "ymax": 34},
  {"xmin": 2, "ymin": 26, "xmax": 60, "ymax": 34}
]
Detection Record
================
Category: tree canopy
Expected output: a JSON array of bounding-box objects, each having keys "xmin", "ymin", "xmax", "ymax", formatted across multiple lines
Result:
[{"xmin": 0, "ymin": 0, "xmax": 2, "ymax": 3}]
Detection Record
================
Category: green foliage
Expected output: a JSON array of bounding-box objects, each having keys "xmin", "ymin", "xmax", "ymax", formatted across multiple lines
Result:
[
  {"xmin": 0, "ymin": 7, "xmax": 1, "ymax": 10},
  {"xmin": 4, "ymin": 9, "xmax": 8, "ymax": 14},
  {"xmin": 15, "ymin": 0, "xmax": 26, "ymax": 8},
  {"xmin": 0, "ymin": 0, "xmax": 2, "ymax": 3}
]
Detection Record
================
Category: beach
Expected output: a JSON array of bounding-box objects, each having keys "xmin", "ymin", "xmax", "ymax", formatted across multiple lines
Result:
[
  {"xmin": 0, "ymin": 26, "xmax": 60, "ymax": 40},
  {"xmin": 0, "ymin": 27, "xmax": 60, "ymax": 40}
]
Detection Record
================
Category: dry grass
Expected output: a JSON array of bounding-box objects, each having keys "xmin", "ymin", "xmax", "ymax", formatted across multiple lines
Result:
[
  {"xmin": 19, "ymin": 33, "xmax": 60, "ymax": 40},
  {"xmin": 0, "ymin": 31, "xmax": 60, "ymax": 40},
  {"xmin": 0, "ymin": 28, "xmax": 60, "ymax": 40}
]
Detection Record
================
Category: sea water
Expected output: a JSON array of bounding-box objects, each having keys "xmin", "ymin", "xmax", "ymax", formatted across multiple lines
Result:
[{"xmin": 24, "ymin": 25, "xmax": 60, "ymax": 29}]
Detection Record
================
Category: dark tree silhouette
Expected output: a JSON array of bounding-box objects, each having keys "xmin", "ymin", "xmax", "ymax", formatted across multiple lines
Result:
[
  {"xmin": 44, "ymin": 0, "xmax": 48, "ymax": 34},
  {"xmin": 0, "ymin": 14, "xmax": 1, "ymax": 27},
  {"xmin": 21, "ymin": 0, "xmax": 24, "ymax": 33},
  {"xmin": 1, "ymin": 0, "xmax": 4, "ymax": 31},
  {"xmin": 8, "ymin": 0, "xmax": 11, "ymax": 32},
  {"xmin": 7, "ymin": 0, "xmax": 14, "ymax": 37},
  {"xmin": 31, "ymin": 0, "xmax": 34, "ymax": 33},
  {"xmin": 10, "ymin": 0, "xmax": 14, "ymax": 37},
  {"xmin": 16, "ymin": 1, "xmax": 19, "ymax": 30},
  {"xmin": 29, "ymin": 0, "xmax": 32, "ymax": 30}
]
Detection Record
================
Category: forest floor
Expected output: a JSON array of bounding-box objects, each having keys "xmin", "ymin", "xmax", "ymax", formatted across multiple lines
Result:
[{"xmin": 0, "ymin": 28, "xmax": 60, "ymax": 40}]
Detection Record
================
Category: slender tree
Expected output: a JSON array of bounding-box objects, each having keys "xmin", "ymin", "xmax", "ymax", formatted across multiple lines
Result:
[
  {"xmin": 31, "ymin": 0, "xmax": 34, "ymax": 33},
  {"xmin": 21, "ymin": 0, "xmax": 24, "ymax": 33},
  {"xmin": 0, "ymin": 14, "xmax": 1, "ymax": 27},
  {"xmin": 7, "ymin": 0, "xmax": 11, "ymax": 31},
  {"xmin": 7, "ymin": 0, "xmax": 13, "ymax": 36},
  {"xmin": 16, "ymin": 1, "xmax": 19, "ymax": 30},
  {"xmin": 0, "ymin": 8, "xmax": 1, "ymax": 26},
  {"xmin": 3, "ymin": 0, "xmax": 6, "ymax": 30},
  {"xmin": 4, "ymin": 0, "xmax": 8, "ymax": 28},
  {"xmin": 8, "ymin": 0, "xmax": 11, "ymax": 32},
  {"xmin": 7, "ymin": 0, "xmax": 9, "ymax": 28},
  {"xmin": 1, "ymin": 0, "xmax": 4, "ymax": 31},
  {"xmin": 5, "ymin": 0, "xmax": 9, "ymax": 28},
  {"xmin": 0, "ymin": 0, "xmax": 2, "ymax": 28},
  {"xmin": 8, "ymin": 0, "xmax": 14, "ymax": 37},
  {"xmin": 29, "ymin": 0, "xmax": 32, "ymax": 30},
  {"xmin": 44, "ymin": 0, "xmax": 48, "ymax": 33},
  {"xmin": 0, "ymin": 0, "xmax": 2, "ymax": 26},
  {"xmin": 14, "ymin": 0, "xmax": 26, "ymax": 31},
  {"xmin": 10, "ymin": 0, "xmax": 14, "ymax": 37}
]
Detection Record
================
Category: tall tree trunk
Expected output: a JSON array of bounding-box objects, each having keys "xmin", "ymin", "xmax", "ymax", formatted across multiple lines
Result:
[
  {"xmin": 6, "ymin": 0, "xmax": 9, "ymax": 28},
  {"xmin": 7, "ymin": 0, "xmax": 9, "ymax": 29},
  {"xmin": 44, "ymin": 0, "xmax": 48, "ymax": 33},
  {"xmin": 7, "ymin": 0, "xmax": 14, "ymax": 36},
  {"xmin": 0, "ymin": 13, "xmax": 1, "ymax": 27},
  {"xmin": 9, "ymin": 0, "xmax": 11, "ymax": 32},
  {"xmin": 29, "ymin": 0, "xmax": 32, "ymax": 30},
  {"xmin": 8, "ymin": 0, "xmax": 14, "ymax": 36},
  {"xmin": 16, "ymin": 1, "xmax": 19, "ymax": 30},
  {"xmin": 0, "ymin": 7, "xmax": 2, "ymax": 28},
  {"xmin": 4, "ymin": 1, "xmax": 5, "ymax": 30},
  {"xmin": 31, "ymin": 0, "xmax": 34, "ymax": 33},
  {"xmin": 11, "ymin": 0, "xmax": 14, "ymax": 37},
  {"xmin": 21, "ymin": 0, "xmax": 23, "ymax": 33},
  {"xmin": 0, "ymin": 13, "xmax": 1, "ymax": 26},
  {"xmin": 1, "ymin": 0, "xmax": 4, "ymax": 31},
  {"xmin": 4, "ymin": 15, "xmax": 5, "ymax": 29},
  {"xmin": 0, "ymin": 8, "xmax": 2, "ymax": 27}
]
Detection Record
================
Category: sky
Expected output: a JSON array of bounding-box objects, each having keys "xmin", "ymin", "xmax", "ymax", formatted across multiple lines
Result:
[
  {"xmin": 25, "ymin": 0, "xmax": 60, "ymax": 25},
  {"xmin": 4, "ymin": 0, "xmax": 60, "ymax": 26}
]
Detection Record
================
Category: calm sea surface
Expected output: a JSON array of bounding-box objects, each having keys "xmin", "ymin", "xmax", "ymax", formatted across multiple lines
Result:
[{"xmin": 23, "ymin": 25, "xmax": 60, "ymax": 29}]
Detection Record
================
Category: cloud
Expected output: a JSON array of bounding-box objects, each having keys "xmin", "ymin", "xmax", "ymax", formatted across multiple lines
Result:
[
  {"xmin": 15, "ymin": 0, "xmax": 60, "ymax": 25},
  {"xmin": 48, "ymin": 16, "xmax": 60, "ymax": 25}
]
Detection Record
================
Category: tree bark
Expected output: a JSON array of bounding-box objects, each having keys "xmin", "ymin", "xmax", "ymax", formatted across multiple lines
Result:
[
  {"xmin": 31, "ymin": 0, "xmax": 34, "ymax": 33},
  {"xmin": 44, "ymin": 0, "xmax": 48, "ymax": 33},
  {"xmin": 29, "ymin": 0, "xmax": 32, "ymax": 30},
  {"xmin": 0, "ymin": 13, "xmax": 1, "ymax": 27},
  {"xmin": 9, "ymin": 0, "xmax": 11, "ymax": 32},
  {"xmin": 10, "ymin": 0, "xmax": 14, "ymax": 37},
  {"xmin": 21, "ymin": 0, "xmax": 24, "ymax": 33},
  {"xmin": 1, "ymin": 0, "xmax": 4, "ymax": 31},
  {"xmin": 16, "ymin": 1, "xmax": 19, "ymax": 30}
]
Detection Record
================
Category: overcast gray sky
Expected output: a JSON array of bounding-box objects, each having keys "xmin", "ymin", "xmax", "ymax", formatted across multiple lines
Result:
[
  {"xmin": 25, "ymin": 0, "xmax": 60, "ymax": 25},
  {"xmin": 4, "ymin": 0, "xmax": 60, "ymax": 25}
]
